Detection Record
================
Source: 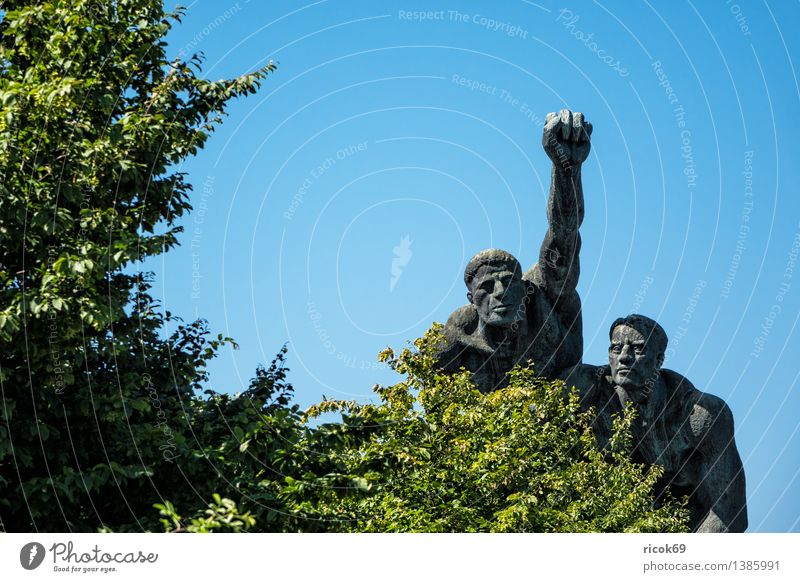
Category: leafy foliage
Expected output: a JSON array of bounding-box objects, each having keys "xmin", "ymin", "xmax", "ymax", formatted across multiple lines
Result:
[
  {"xmin": 269, "ymin": 326, "xmax": 689, "ymax": 532},
  {"xmin": 150, "ymin": 327, "xmax": 688, "ymax": 533},
  {"xmin": 0, "ymin": 0, "xmax": 275, "ymax": 531},
  {"xmin": 155, "ymin": 495, "xmax": 255, "ymax": 533}
]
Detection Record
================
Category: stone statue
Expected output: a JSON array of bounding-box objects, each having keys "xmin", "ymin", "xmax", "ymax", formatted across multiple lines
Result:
[
  {"xmin": 558, "ymin": 314, "xmax": 748, "ymax": 532},
  {"xmin": 435, "ymin": 110, "xmax": 591, "ymax": 391}
]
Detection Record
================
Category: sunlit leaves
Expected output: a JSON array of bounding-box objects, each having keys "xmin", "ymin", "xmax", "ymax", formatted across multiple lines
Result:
[
  {"xmin": 0, "ymin": 0, "xmax": 274, "ymax": 531},
  {"xmin": 274, "ymin": 326, "xmax": 689, "ymax": 533}
]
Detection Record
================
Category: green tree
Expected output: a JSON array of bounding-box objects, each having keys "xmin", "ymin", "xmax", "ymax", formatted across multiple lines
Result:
[
  {"xmin": 274, "ymin": 326, "xmax": 689, "ymax": 533},
  {"xmin": 0, "ymin": 0, "xmax": 275, "ymax": 531},
  {"xmin": 155, "ymin": 494, "xmax": 256, "ymax": 533}
]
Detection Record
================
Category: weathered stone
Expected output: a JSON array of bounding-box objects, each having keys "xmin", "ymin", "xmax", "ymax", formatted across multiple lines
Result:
[
  {"xmin": 433, "ymin": 108, "xmax": 746, "ymax": 532},
  {"xmin": 559, "ymin": 314, "xmax": 748, "ymax": 532},
  {"xmin": 435, "ymin": 110, "xmax": 590, "ymax": 390}
]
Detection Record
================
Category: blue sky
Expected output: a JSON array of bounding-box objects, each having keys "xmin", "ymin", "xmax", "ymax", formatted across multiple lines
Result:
[{"xmin": 151, "ymin": 0, "xmax": 800, "ymax": 532}]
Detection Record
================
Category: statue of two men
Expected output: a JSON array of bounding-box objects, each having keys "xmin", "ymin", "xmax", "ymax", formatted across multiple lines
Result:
[{"xmin": 434, "ymin": 110, "xmax": 747, "ymax": 532}]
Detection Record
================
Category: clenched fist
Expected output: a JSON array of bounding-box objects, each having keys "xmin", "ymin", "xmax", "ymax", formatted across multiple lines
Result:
[{"xmin": 542, "ymin": 109, "xmax": 592, "ymax": 169}]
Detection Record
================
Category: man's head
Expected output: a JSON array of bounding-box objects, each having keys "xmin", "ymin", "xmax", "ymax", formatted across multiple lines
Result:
[
  {"xmin": 464, "ymin": 249, "xmax": 526, "ymax": 327},
  {"xmin": 607, "ymin": 314, "xmax": 667, "ymax": 390}
]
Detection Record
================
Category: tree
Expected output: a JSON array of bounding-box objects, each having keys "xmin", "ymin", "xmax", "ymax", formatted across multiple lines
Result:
[{"xmin": 0, "ymin": 0, "xmax": 275, "ymax": 531}]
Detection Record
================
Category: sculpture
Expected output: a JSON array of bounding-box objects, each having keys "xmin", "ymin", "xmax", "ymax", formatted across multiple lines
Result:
[
  {"xmin": 558, "ymin": 314, "xmax": 748, "ymax": 532},
  {"xmin": 435, "ymin": 110, "xmax": 590, "ymax": 391},
  {"xmin": 432, "ymin": 109, "xmax": 747, "ymax": 532}
]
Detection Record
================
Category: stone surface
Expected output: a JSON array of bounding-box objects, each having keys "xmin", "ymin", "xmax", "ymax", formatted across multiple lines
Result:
[
  {"xmin": 435, "ymin": 110, "xmax": 591, "ymax": 390},
  {"xmin": 559, "ymin": 314, "xmax": 748, "ymax": 532},
  {"xmin": 433, "ymin": 109, "xmax": 746, "ymax": 532}
]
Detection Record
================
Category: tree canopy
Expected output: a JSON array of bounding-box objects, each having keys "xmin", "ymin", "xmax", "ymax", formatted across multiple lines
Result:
[{"xmin": 0, "ymin": 0, "xmax": 274, "ymax": 531}]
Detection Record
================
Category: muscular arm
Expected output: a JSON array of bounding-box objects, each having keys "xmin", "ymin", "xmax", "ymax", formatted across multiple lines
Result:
[
  {"xmin": 533, "ymin": 110, "xmax": 590, "ymax": 311},
  {"xmin": 691, "ymin": 397, "xmax": 748, "ymax": 533},
  {"xmin": 538, "ymin": 163, "xmax": 585, "ymax": 306}
]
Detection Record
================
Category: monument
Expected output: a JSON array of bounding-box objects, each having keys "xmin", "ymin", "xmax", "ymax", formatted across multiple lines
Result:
[
  {"xmin": 435, "ymin": 110, "xmax": 590, "ymax": 391},
  {"xmin": 559, "ymin": 314, "xmax": 748, "ymax": 532},
  {"xmin": 434, "ymin": 110, "xmax": 747, "ymax": 531}
]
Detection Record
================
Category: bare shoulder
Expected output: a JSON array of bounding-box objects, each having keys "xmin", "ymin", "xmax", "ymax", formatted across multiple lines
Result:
[
  {"xmin": 523, "ymin": 261, "xmax": 580, "ymax": 317},
  {"xmin": 558, "ymin": 363, "xmax": 602, "ymax": 388},
  {"xmin": 558, "ymin": 363, "xmax": 606, "ymax": 405},
  {"xmin": 443, "ymin": 304, "xmax": 478, "ymax": 336},
  {"xmin": 691, "ymin": 392, "xmax": 735, "ymax": 444},
  {"xmin": 663, "ymin": 369, "xmax": 735, "ymax": 443},
  {"xmin": 435, "ymin": 305, "xmax": 478, "ymax": 370}
]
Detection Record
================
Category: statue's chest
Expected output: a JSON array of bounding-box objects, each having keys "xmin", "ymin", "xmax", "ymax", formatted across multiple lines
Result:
[
  {"xmin": 633, "ymin": 415, "xmax": 694, "ymax": 485},
  {"xmin": 517, "ymin": 305, "xmax": 565, "ymax": 371}
]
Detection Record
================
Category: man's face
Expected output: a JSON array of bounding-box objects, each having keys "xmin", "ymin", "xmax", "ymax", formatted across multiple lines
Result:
[
  {"xmin": 608, "ymin": 324, "xmax": 663, "ymax": 390},
  {"xmin": 468, "ymin": 265, "xmax": 526, "ymax": 328}
]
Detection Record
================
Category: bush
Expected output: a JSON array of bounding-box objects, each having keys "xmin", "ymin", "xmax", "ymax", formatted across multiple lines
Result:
[{"xmin": 266, "ymin": 326, "xmax": 689, "ymax": 532}]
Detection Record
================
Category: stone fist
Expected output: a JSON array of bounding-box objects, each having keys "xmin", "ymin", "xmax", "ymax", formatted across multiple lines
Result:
[{"xmin": 542, "ymin": 109, "xmax": 592, "ymax": 169}]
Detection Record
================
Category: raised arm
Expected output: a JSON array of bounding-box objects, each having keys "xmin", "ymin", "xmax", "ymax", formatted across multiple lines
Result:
[{"xmin": 533, "ymin": 110, "xmax": 591, "ymax": 308}]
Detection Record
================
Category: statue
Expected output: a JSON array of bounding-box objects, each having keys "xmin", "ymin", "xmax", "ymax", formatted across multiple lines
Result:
[
  {"xmin": 435, "ymin": 110, "xmax": 590, "ymax": 391},
  {"xmin": 558, "ymin": 314, "xmax": 748, "ymax": 532}
]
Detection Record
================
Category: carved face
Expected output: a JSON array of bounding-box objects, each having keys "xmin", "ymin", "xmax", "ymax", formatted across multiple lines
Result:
[
  {"xmin": 608, "ymin": 324, "xmax": 664, "ymax": 390},
  {"xmin": 467, "ymin": 265, "xmax": 526, "ymax": 328}
]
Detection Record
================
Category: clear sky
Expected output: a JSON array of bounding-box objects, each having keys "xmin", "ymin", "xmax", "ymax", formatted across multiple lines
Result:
[{"xmin": 150, "ymin": 0, "xmax": 800, "ymax": 532}]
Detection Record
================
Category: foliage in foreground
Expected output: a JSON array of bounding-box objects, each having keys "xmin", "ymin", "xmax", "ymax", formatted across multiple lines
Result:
[
  {"xmin": 264, "ymin": 326, "xmax": 690, "ymax": 533},
  {"xmin": 161, "ymin": 327, "xmax": 689, "ymax": 533}
]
